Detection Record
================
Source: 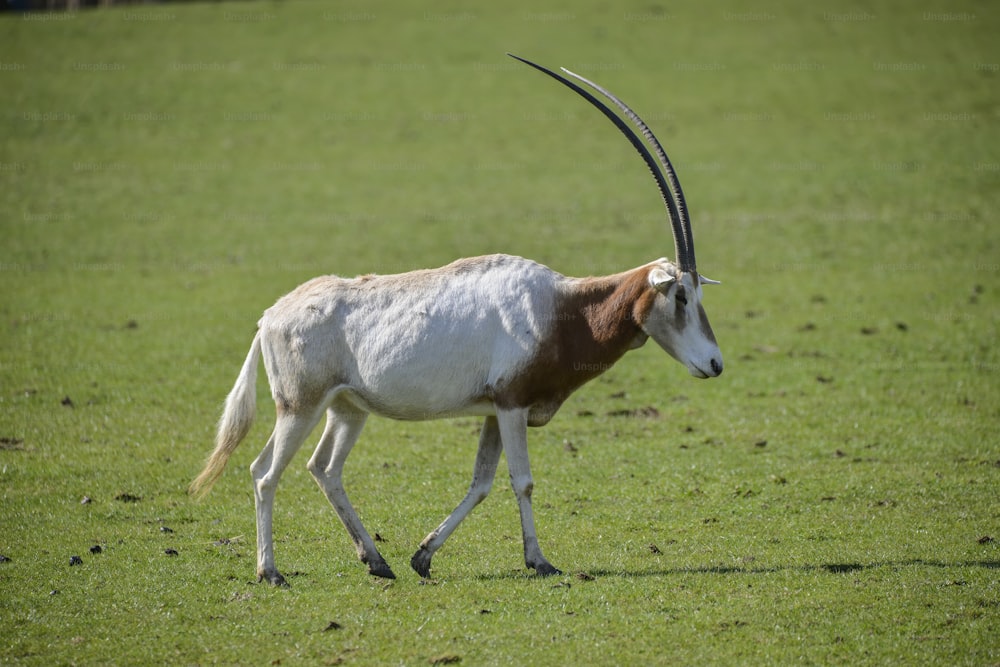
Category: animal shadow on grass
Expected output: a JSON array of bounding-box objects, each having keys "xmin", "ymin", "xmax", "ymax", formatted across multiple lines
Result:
[{"xmin": 475, "ymin": 559, "xmax": 1000, "ymax": 581}]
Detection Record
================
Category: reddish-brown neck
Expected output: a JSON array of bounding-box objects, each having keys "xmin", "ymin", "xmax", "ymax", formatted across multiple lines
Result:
[{"xmin": 497, "ymin": 266, "xmax": 656, "ymax": 417}]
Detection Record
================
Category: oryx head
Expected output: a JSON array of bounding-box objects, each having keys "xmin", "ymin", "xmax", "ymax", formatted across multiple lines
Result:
[
  {"xmin": 510, "ymin": 54, "xmax": 723, "ymax": 378},
  {"xmin": 643, "ymin": 260, "xmax": 723, "ymax": 378}
]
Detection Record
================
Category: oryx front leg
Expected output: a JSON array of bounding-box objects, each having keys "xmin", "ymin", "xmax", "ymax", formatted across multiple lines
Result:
[
  {"xmin": 307, "ymin": 401, "xmax": 395, "ymax": 579},
  {"xmin": 411, "ymin": 416, "xmax": 503, "ymax": 578},
  {"xmin": 497, "ymin": 409, "xmax": 561, "ymax": 576}
]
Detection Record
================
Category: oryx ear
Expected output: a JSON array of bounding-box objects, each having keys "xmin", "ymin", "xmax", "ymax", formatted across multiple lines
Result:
[
  {"xmin": 648, "ymin": 266, "xmax": 676, "ymax": 293},
  {"xmin": 699, "ymin": 274, "xmax": 721, "ymax": 286}
]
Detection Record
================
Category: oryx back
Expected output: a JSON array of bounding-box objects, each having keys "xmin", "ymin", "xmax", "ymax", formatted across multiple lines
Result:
[{"xmin": 257, "ymin": 254, "xmax": 560, "ymax": 420}]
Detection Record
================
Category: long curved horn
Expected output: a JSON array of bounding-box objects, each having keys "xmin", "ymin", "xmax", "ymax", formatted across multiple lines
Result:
[
  {"xmin": 508, "ymin": 53, "xmax": 696, "ymax": 272},
  {"xmin": 558, "ymin": 66, "xmax": 695, "ymax": 271}
]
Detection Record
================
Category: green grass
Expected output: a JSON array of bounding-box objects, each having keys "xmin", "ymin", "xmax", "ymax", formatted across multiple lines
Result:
[{"xmin": 2, "ymin": 0, "xmax": 998, "ymax": 664}]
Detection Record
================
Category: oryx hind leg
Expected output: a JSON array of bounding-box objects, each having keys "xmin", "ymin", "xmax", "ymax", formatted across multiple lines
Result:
[
  {"xmin": 307, "ymin": 399, "xmax": 394, "ymax": 579},
  {"xmin": 251, "ymin": 407, "xmax": 325, "ymax": 586}
]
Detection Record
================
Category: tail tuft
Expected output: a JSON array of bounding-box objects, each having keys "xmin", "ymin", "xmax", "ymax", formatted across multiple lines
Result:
[{"xmin": 190, "ymin": 333, "xmax": 262, "ymax": 498}]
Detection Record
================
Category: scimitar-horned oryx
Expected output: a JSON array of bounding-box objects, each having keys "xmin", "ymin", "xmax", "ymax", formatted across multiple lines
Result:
[{"xmin": 190, "ymin": 54, "xmax": 724, "ymax": 585}]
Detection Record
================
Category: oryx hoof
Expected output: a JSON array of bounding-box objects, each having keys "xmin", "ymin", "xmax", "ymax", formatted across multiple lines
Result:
[
  {"xmin": 410, "ymin": 547, "xmax": 433, "ymax": 579},
  {"xmin": 258, "ymin": 570, "xmax": 290, "ymax": 587},
  {"xmin": 366, "ymin": 558, "xmax": 396, "ymax": 580},
  {"xmin": 532, "ymin": 561, "xmax": 562, "ymax": 577}
]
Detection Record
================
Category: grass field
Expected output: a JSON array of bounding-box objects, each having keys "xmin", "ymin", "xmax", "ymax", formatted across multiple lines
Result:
[{"xmin": 2, "ymin": 0, "xmax": 998, "ymax": 664}]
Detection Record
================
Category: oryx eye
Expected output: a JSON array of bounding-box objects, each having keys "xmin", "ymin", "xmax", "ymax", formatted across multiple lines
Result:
[{"xmin": 676, "ymin": 288, "xmax": 688, "ymax": 306}]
